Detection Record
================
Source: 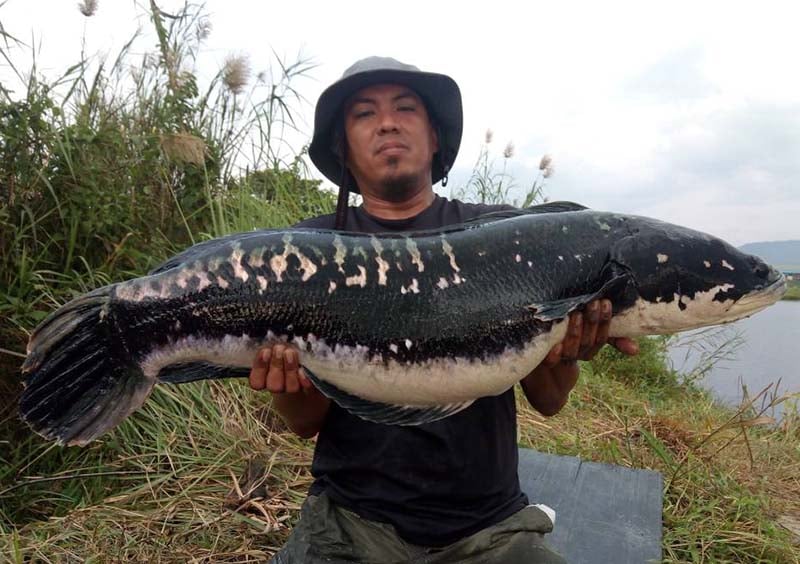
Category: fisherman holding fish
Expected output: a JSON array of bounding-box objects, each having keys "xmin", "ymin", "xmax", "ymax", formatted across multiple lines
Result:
[
  {"xmin": 19, "ymin": 54, "xmax": 784, "ymax": 559},
  {"xmin": 250, "ymin": 57, "xmax": 639, "ymax": 563}
]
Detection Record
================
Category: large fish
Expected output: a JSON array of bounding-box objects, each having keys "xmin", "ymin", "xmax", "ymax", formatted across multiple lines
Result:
[{"xmin": 20, "ymin": 203, "xmax": 786, "ymax": 445}]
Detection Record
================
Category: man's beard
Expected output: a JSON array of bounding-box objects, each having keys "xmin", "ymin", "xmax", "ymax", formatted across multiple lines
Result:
[{"xmin": 376, "ymin": 157, "xmax": 425, "ymax": 202}]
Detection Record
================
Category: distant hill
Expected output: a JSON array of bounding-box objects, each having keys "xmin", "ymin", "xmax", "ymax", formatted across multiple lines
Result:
[{"xmin": 739, "ymin": 240, "xmax": 800, "ymax": 270}]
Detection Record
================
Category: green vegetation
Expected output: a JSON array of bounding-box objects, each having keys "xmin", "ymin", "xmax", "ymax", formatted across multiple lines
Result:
[
  {"xmin": 783, "ymin": 280, "xmax": 800, "ymax": 301},
  {"xmin": 2, "ymin": 3, "xmax": 798, "ymax": 562}
]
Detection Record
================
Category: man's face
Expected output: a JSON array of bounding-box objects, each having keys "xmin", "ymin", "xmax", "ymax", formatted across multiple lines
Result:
[{"xmin": 343, "ymin": 83, "xmax": 439, "ymax": 201}]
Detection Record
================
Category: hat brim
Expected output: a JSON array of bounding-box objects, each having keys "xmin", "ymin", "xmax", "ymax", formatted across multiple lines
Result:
[{"xmin": 309, "ymin": 68, "xmax": 462, "ymax": 194}]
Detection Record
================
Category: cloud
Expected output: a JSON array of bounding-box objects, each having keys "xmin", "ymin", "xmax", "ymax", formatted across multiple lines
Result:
[
  {"xmin": 622, "ymin": 46, "xmax": 719, "ymax": 103},
  {"xmin": 472, "ymin": 101, "xmax": 800, "ymax": 246}
]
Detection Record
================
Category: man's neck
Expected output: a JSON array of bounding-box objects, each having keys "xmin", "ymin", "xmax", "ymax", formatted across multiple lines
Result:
[{"xmin": 360, "ymin": 186, "xmax": 436, "ymax": 220}]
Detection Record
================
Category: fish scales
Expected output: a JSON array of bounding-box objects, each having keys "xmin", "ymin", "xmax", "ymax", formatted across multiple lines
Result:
[{"xmin": 20, "ymin": 204, "xmax": 786, "ymax": 445}]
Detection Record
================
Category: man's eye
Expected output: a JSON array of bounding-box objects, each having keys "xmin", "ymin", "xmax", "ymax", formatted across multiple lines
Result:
[
  {"xmin": 354, "ymin": 110, "xmax": 373, "ymax": 119},
  {"xmin": 398, "ymin": 106, "xmax": 416, "ymax": 112}
]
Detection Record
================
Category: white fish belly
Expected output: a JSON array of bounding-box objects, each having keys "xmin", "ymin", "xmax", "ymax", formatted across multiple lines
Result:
[
  {"xmin": 140, "ymin": 321, "xmax": 569, "ymax": 406},
  {"xmin": 302, "ymin": 320, "xmax": 569, "ymax": 405}
]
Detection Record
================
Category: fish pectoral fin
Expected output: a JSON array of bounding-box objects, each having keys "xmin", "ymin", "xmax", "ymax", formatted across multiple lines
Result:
[
  {"xmin": 526, "ymin": 295, "xmax": 596, "ymax": 321},
  {"xmin": 302, "ymin": 367, "xmax": 474, "ymax": 426},
  {"xmin": 527, "ymin": 272, "xmax": 634, "ymax": 321},
  {"xmin": 157, "ymin": 362, "xmax": 250, "ymax": 384}
]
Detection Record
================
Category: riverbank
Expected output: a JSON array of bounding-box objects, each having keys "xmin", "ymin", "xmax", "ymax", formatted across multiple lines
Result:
[
  {"xmin": 784, "ymin": 281, "xmax": 800, "ymax": 300},
  {"xmin": 2, "ymin": 337, "xmax": 798, "ymax": 561}
]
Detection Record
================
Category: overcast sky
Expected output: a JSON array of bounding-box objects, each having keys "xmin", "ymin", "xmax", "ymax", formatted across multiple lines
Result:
[{"xmin": 2, "ymin": 0, "xmax": 799, "ymax": 245}]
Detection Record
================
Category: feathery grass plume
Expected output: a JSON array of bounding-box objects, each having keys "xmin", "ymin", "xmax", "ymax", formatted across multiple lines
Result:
[
  {"xmin": 160, "ymin": 132, "xmax": 206, "ymax": 166},
  {"xmin": 484, "ymin": 128, "xmax": 494, "ymax": 144},
  {"xmin": 223, "ymin": 54, "xmax": 251, "ymax": 95},
  {"xmin": 78, "ymin": 0, "xmax": 98, "ymax": 17},
  {"xmin": 196, "ymin": 18, "xmax": 212, "ymax": 41},
  {"xmin": 539, "ymin": 154, "xmax": 554, "ymax": 178},
  {"xmin": 503, "ymin": 141, "xmax": 515, "ymax": 159}
]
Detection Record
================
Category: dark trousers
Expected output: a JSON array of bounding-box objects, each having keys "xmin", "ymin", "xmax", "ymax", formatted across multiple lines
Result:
[{"xmin": 270, "ymin": 494, "xmax": 567, "ymax": 564}]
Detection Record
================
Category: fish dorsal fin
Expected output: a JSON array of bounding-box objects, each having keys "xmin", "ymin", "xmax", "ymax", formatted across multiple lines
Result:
[
  {"xmin": 302, "ymin": 368, "xmax": 474, "ymax": 426},
  {"xmin": 461, "ymin": 201, "xmax": 589, "ymax": 227}
]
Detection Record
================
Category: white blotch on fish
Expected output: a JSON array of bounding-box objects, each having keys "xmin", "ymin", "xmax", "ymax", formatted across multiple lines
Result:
[
  {"xmin": 230, "ymin": 244, "xmax": 249, "ymax": 282},
  {"xmin": 371, "ymin": 237, "xmax": 390, "ymax": 286},
  {"xmin": 657, "ymin": 254, "xmax": 669, "ymax": 264},
  {"xmin": 345, "ymin": 266, "xmax": 368, "ymax": 287},
  {"xmin": 406, "ymin": 238, "xmax": 425, "ymax": 273},
  {"xmin": 441, "ymin": 236, "xmax": 461, "ymax": 272},
  {"xmin": 722, "ymin": 260, "xmax": 734, "ymax": 271},
  {"xmin": 270, "ymin": 235, "xmax": 318, "ymax": 282},
  {"xmin": 333, "ymin": 235, "xmax": 347, "ymax": 274},
  {"xmin": 401, "ymin": 279, "xmax": 420, "ymax": 295}
]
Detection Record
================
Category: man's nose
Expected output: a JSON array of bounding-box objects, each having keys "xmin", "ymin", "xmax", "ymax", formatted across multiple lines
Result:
[{"xmin": 377, "ymin": 109, "xmax": 400, "ymax": 133}]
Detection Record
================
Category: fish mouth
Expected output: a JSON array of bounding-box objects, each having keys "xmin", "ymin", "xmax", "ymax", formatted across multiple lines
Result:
[{"xmin": 726, "ymin": 273, "xmax": 787, "ymax": 319}]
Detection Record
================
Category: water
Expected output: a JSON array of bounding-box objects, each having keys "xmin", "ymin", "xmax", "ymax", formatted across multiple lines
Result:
[{"xmin": 668, "ymin": 301, "xmax": 800, "ymax": 420}]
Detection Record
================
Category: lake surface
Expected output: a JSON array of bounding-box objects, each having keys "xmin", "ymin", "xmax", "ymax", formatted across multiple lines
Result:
[{"xmin": 667, "ymin": 300, "xmax": 800, "ymax": 420}]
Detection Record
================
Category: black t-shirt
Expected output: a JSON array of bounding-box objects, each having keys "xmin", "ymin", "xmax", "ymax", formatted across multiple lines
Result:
[{"xmin": 294, "ymin": 195, "xmax": 529, "ymax": 547}]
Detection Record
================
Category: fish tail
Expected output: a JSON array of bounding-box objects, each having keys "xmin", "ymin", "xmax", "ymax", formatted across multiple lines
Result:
[{"xmin": 20, "ymin": 286, "xmax": 153, "ymax": 446}]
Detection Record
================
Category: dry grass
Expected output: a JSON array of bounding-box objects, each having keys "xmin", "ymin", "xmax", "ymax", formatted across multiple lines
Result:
[
  {"xmin": 3, "ymin": 341, "xmax": 799, "ymax": 562},
  {"xmin": 517, "ymin": 344, "xmax": 800, "ymax": 563}
]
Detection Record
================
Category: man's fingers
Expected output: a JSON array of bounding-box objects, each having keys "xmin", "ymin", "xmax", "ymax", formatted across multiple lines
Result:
[
  {"xmin": 612, "ymin": 337, "xmax": 640, "ymax": 356},
  {"xmin": 582, "ymin": 300, "xmax": 612, "ymax": 360},
  {"xmin": 544, "ymin": 343, "xmax": 563, "ymax": 367},
  {"xmin": 249, "ymin": 346, "xmax": 269, "ymax": 390},
  {"xmin": 561, "ymin": 312, "xmax": 582, "ymax": 361},
  {"xmin": 284, "ymin": 348, "xmax": 301, "ymax": 394},
  {"xmin": 579, "ymin": 301, "xmax": 600, "ymax": 356},
  {"xmin": 266, "ymin": 344, "xmax": 285, "ymax": 393},
  {"xmin": 298, "ymin": 368, "xmax": 313, "ymax": 390}
]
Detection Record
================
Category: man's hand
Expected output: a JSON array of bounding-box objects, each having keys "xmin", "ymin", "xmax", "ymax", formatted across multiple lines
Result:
[
  {"xmin": 249, "ymin": 343, "xmax": 314, "ymax": 394},
  {"xmin": 249, "ymin": 344, "xmax": 330, "ymax": 439},
  {"xmin": 521, "ymin": 299, "xmax": 638, "ymax": 416},
  {"xmin": 544, "ymin": 299, "xmax": 639, "ymax": 365}
]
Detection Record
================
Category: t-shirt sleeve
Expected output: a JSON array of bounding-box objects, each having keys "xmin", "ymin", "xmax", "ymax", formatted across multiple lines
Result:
[{"xmin": 293, "ymin": 213, "xmax": 337, "ymax": 229}]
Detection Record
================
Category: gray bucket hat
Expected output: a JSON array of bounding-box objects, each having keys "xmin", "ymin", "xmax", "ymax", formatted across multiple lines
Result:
[{"xmin": 309, "ymin": 56, "xmax": 463, "ymax": 194}]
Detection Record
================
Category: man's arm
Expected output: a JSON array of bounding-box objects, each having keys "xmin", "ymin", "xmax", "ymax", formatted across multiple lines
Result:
[
  {"xmin": 249, "ymin": 344, "xmax": 331, "ymax": 439},
  {"xmin": 521, "ymin": 299, "xmax": 639, "ymax": 416}
]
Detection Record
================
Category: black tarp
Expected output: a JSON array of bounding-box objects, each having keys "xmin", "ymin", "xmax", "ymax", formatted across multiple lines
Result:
[{"xmin": 519, "ymin": 449, "xmax": 663, "ymax": 564}]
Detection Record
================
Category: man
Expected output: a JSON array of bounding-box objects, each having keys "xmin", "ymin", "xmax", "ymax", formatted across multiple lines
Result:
[{"xmin": 249, "ymin": 57, "xmax": 639, "ymax": 563}]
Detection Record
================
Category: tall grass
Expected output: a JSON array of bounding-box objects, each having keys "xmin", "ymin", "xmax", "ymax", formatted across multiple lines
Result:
[
  {"xmin": 0, "ymin": 0, "xmax": 332, "ymax": 539},
  {"xmin": 0, "ymin": 2, "xmax": 332, "ymax": 348},
  {"xmin": 451, "ymin": 128, "xmax": 552, "ymax": 207}
]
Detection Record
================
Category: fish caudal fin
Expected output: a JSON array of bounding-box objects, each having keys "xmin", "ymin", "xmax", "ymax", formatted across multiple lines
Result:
[
  {"xmin": 302, "ymin": 368, "xmax": 474, "ymax": 425},
  {"xmin": 20, "ymin": 286, "xmax": 153, "ymax": 446}
]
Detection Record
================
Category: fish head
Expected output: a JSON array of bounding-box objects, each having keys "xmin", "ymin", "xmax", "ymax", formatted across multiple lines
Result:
[{"xmin": 606, "ymin": 218, "xmax": 786, "ymax": 336}]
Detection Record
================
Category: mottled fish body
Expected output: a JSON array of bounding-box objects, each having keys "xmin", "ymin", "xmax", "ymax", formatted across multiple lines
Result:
[{"xmin": 20, "ymin": 203, "xmax": 786, "ymax": 445}]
